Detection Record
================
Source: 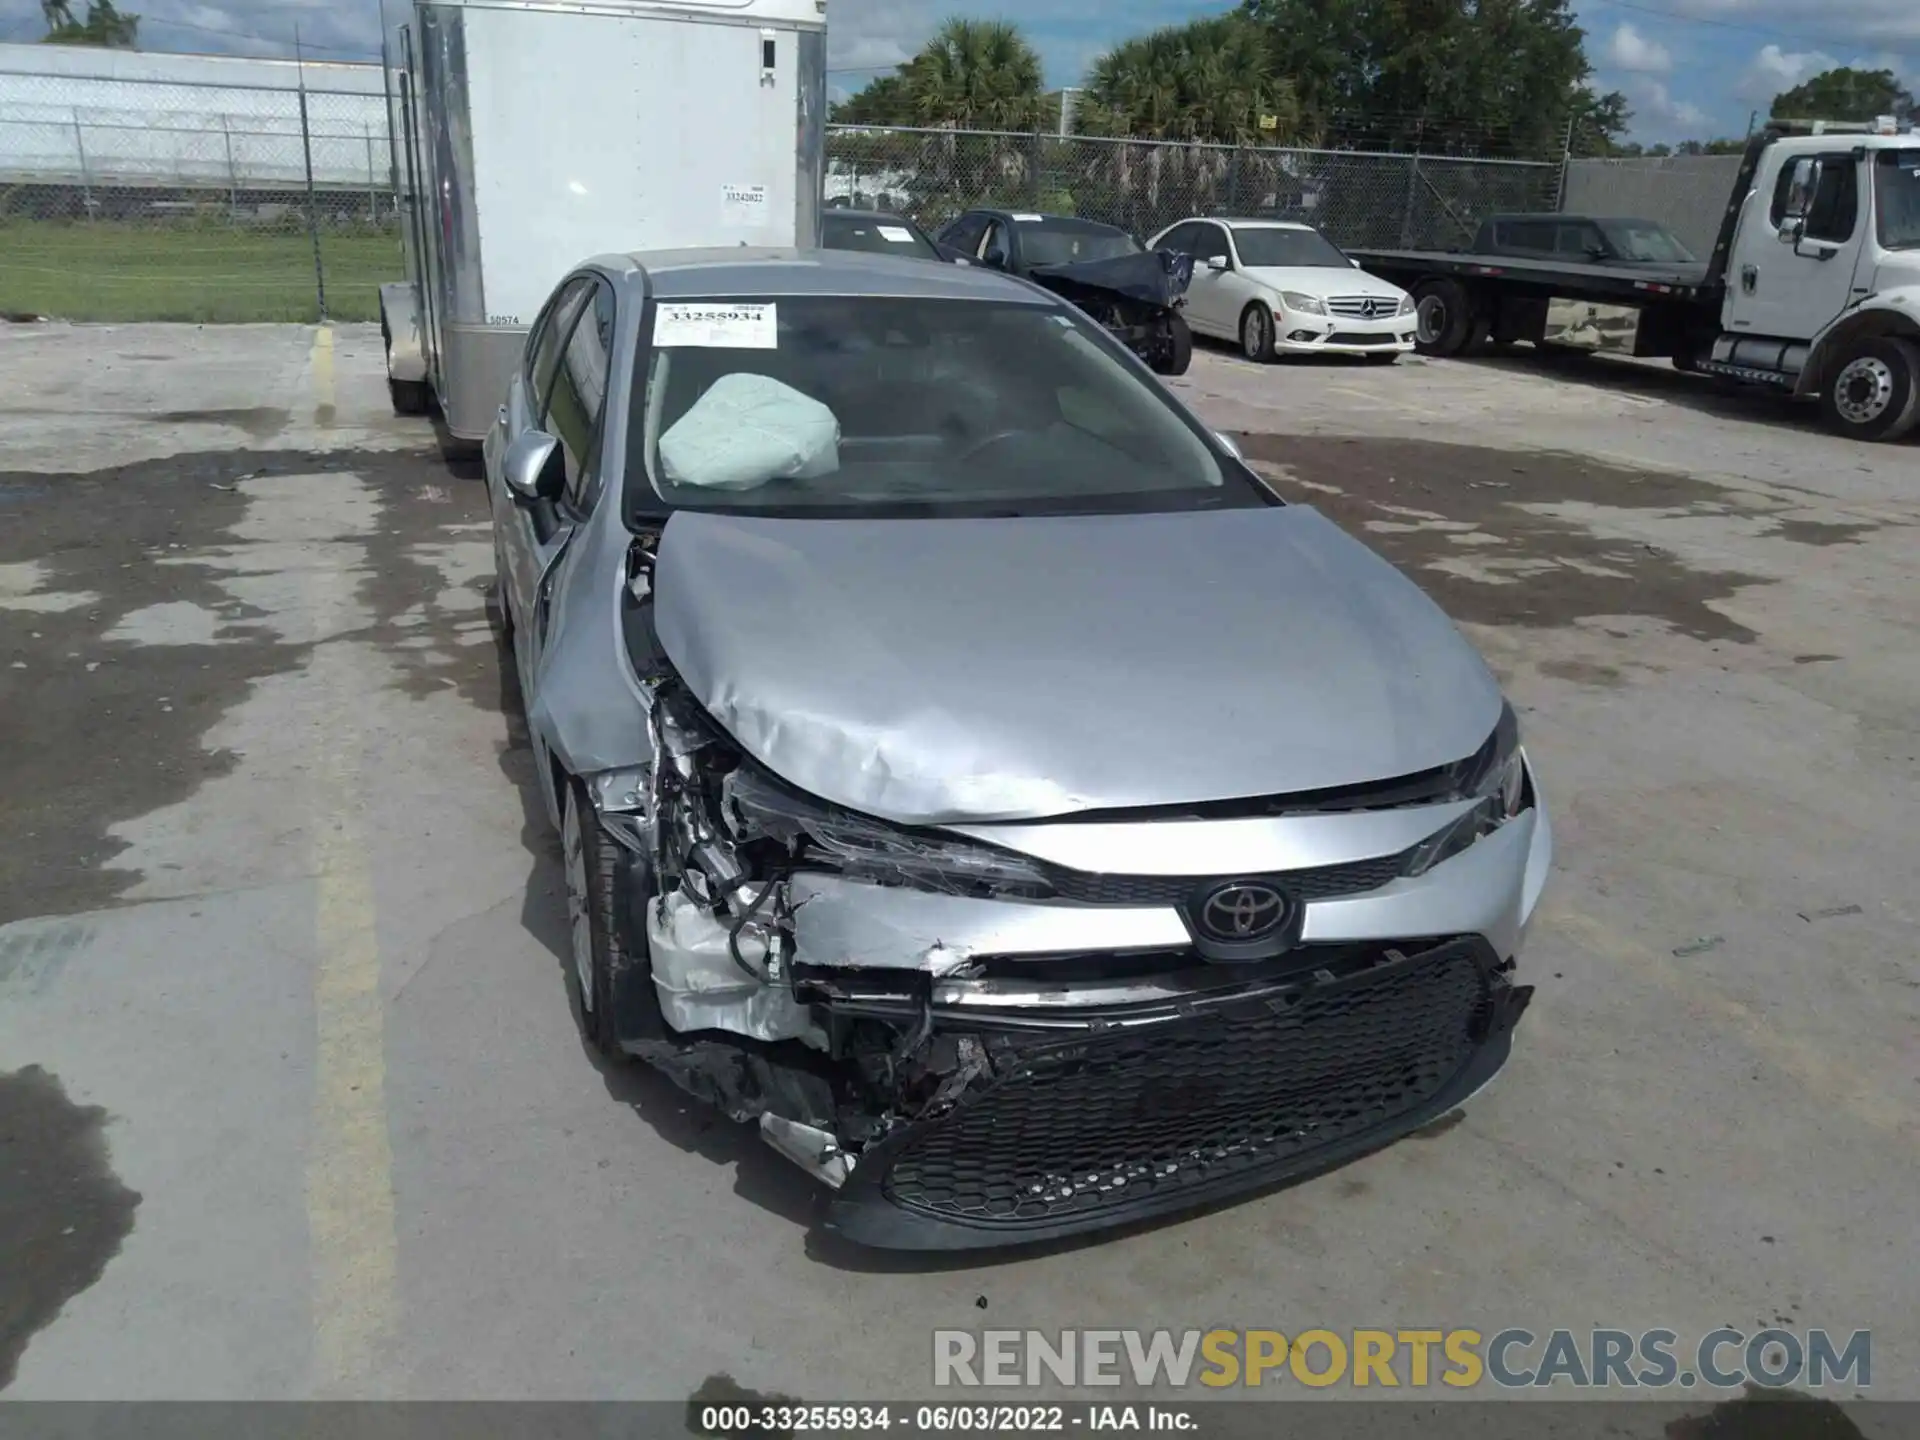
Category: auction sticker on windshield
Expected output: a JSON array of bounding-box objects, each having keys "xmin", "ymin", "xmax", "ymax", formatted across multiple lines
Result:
[
  {"xmin": 654, "ymin": 302, "xmax": 778, "ymax": 350},
  {"xmin": 878, "ymin": 226, "xmax": 916, "ymax": 243}
]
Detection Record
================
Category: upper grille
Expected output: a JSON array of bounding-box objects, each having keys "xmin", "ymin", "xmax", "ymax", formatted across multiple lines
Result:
[
  {"xmin": 1040, "ymin": 847, "xmax": 1410, "ymax": 907},
  {"xmin": 1326, "ymin": 295, "xmax": 1399, "ymax": 318},
  {"xmin": 880, "ymin": 938, "xmax": 1496, "ymax": 1226}
]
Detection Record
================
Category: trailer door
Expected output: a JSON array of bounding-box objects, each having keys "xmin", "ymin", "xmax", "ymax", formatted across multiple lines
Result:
[{"xmin": 463, "ymin": 5, "xmax": 804, "ymax": 330}]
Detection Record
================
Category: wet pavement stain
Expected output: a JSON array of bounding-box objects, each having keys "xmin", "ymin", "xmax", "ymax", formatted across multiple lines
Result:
[
  {"xmin": 1769, "ymin": 519, "xmax": 1880, "ymax": 548},
  {"xmin": 0, "ymin": 446, "xmax": 457, "ymax": 922},
  {"xmin": 1235, "ymin": 434, "xmax": 1782, "ymax": 644},
  {"xmin": 1666, "ymin": 1385, "xmax": 1867, "ymax": 1440},
  {"xmin": 687, "ymin": 1373, "xmax": 804, "ymax": 1437},
  {"xmin": 1540, "ymin": 658, "xmax": 1626, "ymax": 687},
  {"xmin": 146, "ymin": 407, "xmax": 289, "ymax": 441},
  {"xmin": 0, "ymin": 1065, "xmax": 141, "ymax": 1391}
]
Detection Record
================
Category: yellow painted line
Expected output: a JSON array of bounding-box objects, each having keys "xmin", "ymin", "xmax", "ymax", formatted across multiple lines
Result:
[
  {"xmin": 311, "ymin": 324, "xmax": 337, "ymax": 425},
  {"xmin": 293, "ymin": 336, "xmax": 397, "ymax": 1390},
  {"xmin": 1544, "ymin": 903, "xmax": 1914, "ymax": 1142}
]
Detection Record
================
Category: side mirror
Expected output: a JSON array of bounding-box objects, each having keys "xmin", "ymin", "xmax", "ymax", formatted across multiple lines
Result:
[
  {"xmin": 1777, "ymin": 215, "xmax": 1805, "ymax": 246},
  {"xmin": 1203, "ymin": 256, "xmax": 1229, "ymax": 273},
  {"xmin": 503, "ymin": 429, "xmax": 561, "ymax": 503},
  {"xmin": 983, "ymin": 246, "xmax": 1010, "ymax": 270}
]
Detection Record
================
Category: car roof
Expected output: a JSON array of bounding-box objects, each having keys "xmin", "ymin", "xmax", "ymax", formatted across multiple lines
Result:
[
  {"xmin": 1211, "ymin": 218, "xmax": 1315, "ymax": 231},
  {"xmin": 822, "ymin": 208, "xmax": 919, "ymax": 227},
  {"xmin": 616, "ymin": 246, "xmax": 1046, "ymax": 302},
  {"xmin": 965, "ymin": 209, "xmax": 1127, "ymax": 234}
]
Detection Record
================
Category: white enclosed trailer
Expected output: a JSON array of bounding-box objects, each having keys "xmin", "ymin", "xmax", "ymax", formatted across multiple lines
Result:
[{"xmin": 380, "ymin": 0, "xmax": 828, "ymax": 441}]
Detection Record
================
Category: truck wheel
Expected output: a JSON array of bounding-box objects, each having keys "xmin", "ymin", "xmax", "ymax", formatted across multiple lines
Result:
[
  {"xmin": 388, "ymin": 376, "xmax": 431, "ymax": 416},
  {"xmin": 1820, "ymin": 337, "xmax": 1920, "ymax": 442},
  {"xmin": 561, "ymin": 780, "xmax": 636, "ymax": 1061},
  {"xmin": 1154, "ymin": 313, "xmax": 1193, "ymax": 376},
  {"xmin": 1240, "ymin": 303, "xmax": 1276, "ymax": 363},
  {"xmin": 1413, "ymin": 280, "xmax": 1475, "ymax": 358}
]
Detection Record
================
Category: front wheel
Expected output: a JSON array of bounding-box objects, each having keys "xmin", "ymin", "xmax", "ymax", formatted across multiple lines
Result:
[
  {"xmin": 1153, "ymin": 312, "xmax": 1193, "ymax": 376},
  {"xmin": 1240, "ymin": 303, "xmax": 1276, "ymax": 363},
  {"xmin": 1819, "ymin": 336, "xmax": 1920, "ymax": 442}
]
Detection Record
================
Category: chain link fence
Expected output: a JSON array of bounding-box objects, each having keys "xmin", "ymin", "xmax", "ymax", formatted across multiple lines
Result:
[
  {"xmin": 825, "ymin": 126, "xmax": 1562, "ymax": 251},
  {"xmin": 0, "ymin": 67, "xmax": 398, "ymax": 322},
  {"xmin": 4, "ymin": 66, "xmax": 1566, "ymax": 324}
]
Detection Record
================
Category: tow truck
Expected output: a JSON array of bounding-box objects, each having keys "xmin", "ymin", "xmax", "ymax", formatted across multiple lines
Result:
[{"xmin": 1349, "ymin": 120, "xmax": 1920, "ymax": 442}]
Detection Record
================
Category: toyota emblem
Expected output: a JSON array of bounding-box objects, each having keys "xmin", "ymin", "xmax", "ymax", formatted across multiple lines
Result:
[{"xmin": 1197, "ymin": 881, "xmax": 1288, "ymax": 942}]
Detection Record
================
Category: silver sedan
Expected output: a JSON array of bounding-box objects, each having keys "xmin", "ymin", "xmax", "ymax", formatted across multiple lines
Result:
[{"xmin": 485, "ymin": 247, "xmax": 1552, "ymax": 1250}]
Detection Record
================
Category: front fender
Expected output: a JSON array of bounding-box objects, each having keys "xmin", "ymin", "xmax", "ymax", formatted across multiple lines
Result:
[{"xmin": 1794, "ymin": 290, "xmax": 1920, "ymax": 398}]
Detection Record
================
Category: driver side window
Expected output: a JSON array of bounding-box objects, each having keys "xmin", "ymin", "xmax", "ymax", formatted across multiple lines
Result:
[{"xmin": 1193, "ymin": 225, "xmax": 1230, "ymax": 267}]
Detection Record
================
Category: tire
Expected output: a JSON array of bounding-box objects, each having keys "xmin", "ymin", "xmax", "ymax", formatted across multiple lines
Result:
[
  {"xmin": 561, "ymin": 780, "xmax": 635, "ymax": 1060},
  {"xmin": 1239, "ymin": 303, "xmax": 1276, "ymax": 363},
  {"xmin": 1819, "ymin": 336, "xmax": 1920, "ymax": 443},
  {"xmin": 1153, "ymin": 312, "xmax": 1193, "ymax": 376},
  {"xmin": 1413, "ymin": 279, "xmax": 1475, "ymax": 357},
  {"xmin": 388, "ymin": 376, "xmax": 431, "ymax": 416}
]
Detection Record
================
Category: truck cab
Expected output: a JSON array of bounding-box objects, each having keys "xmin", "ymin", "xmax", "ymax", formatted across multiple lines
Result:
[{"xmin": 1708, "ymin": 128, "xmax": 1920, "ymax": 439}]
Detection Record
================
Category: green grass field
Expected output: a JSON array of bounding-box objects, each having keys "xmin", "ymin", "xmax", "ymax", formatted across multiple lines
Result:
[{"xmin": 0, "ymin": 220, "xmax": 401, "ymax": 323}]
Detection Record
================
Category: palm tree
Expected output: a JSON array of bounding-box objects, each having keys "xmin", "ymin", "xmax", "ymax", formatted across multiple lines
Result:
[
  {"xmin": 1080, "ymin": 15, "xmax": 1295, "ymax": 145},
  {"xmin": 1071, "ymin": 15, "xmax": 1300, "ymax": 238},
  {"xmin": 904, "ymin": 18, "xmax": 1047, "ymax": 132}
]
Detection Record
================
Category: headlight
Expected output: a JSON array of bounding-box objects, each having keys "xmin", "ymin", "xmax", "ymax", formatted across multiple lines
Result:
[
  {"xmin": 1278, "ymin": 290, "xmax": 1327, "ymax": 316},
  {"xmin": 1403, "ymin": 703, "xmax": 1530, "ymax": 877},
  {"xmin": 1396, "ymin": 294, "xmax": 1415, "ymax": 316},
  {"xmin": 722, "ymin": 765, "xmax": 1054, "ymax": 899}
]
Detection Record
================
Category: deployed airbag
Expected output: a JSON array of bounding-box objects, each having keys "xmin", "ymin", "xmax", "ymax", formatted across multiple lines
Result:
[{"xmin": 659, "ymin": 373, "xmax": 841, "ymax": 491}]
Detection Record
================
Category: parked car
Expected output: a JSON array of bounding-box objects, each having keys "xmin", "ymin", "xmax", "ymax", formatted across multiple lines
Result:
[
  {"xmin": 1468, "ymin": 214, "xmax": 1699, "ymax": 266},
  {"xmin": 487, "ymin": 247, "xmax": 1550, "ymax": 1250},
  {"xmin": 936, "ymin": 209, "xmax": 1194, "ymax": 375},
  {"xmin": 1149, "ymin": 217, "xmax": 1416, "ymax": 363},
  {"xmin": 820, "ymin": 208, "xmax": 949, "ymax": 263}
]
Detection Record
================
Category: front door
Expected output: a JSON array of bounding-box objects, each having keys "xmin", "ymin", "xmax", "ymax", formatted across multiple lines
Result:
[
  {"xmin": 1724, "ymin": 151, "xmax": 1871, "ymax": 340},
  {"xmin": 492, "ymin": 276, "xmax": 593, "ymax": 709},
  {"xmin": 1181, "ymin": 222, "xmax": 1239, "ymax": 336}
]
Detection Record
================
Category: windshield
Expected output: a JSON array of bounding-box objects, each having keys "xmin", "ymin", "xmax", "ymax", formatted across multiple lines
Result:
[
  {"xmin": 1230, "ymin": 226, "xmax": 1351, "ymax": 269},
  {"xmin": 1600, "ymin": 221, "xmax": 1696, "ymax": 263},
  {"xmin": 1017, "ymin": 222, "xmax": 1141, "ymax": 267},
  {"xmin": 1878, "ymin": 150, "xmax": 1920, "ymax": 250},
  {"xmin": 627, "ymin": 295, "xmax": 1257, "ymax": 521},
  {"xmin": 820, "ymin": 213, "xmax": 939, "ymax": 260}
]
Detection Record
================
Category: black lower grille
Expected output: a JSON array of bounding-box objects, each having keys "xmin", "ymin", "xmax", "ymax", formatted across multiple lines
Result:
[
  {"xmin": 879, "ymin": 939, "xmax": 1496, "ymax": 1227},
  {"xmin": 1327, "ymin": 331, "xmax": 1398, "ymax": 345}
]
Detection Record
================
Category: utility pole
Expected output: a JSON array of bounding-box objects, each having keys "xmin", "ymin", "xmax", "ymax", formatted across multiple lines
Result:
[{"xmin": 295, "ymin": 23, "xmax": 329, "ymax": 320}]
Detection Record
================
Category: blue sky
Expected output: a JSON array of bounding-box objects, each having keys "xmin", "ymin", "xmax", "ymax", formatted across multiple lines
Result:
[{"xmin": 1, "ymin": 0, "xmax": 1913, "ymax": 144}]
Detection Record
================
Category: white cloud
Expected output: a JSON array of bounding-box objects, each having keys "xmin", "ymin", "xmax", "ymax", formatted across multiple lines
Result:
[
  {"xmin": 1626, "ymin": 75, "xmax": 1710, "ymax": 130},
  {"xmin": 1606, "ymin": 23, "xmax": 1672, "ymax": 74},
  {"xmin": 1735, "ymin": 42, "xmax": 1913, "ymax": 104},
  {"xmin": 1655, "ymin": 0, "xmax": 1920, "ymax": 47}
]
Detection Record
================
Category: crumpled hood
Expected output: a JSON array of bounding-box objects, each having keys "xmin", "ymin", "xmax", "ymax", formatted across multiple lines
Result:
[{"xmin": 652, "ymin": 504, "xmax": 1503, "ymax": 825}]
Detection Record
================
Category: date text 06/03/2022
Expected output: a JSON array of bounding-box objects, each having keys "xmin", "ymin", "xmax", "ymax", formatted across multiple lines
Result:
[{"xmin": 696, "ymin": 1403, "xmax": 1199, "ymax": 1432}]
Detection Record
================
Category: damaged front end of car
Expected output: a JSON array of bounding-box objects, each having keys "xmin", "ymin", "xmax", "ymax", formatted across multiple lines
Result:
[{"xmin": 585, "ymin": 660, "xmax": 1535, "ymax": 1251}]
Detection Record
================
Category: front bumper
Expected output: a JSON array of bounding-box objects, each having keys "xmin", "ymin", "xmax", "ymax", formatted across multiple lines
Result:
[
  {"xmin": 823, "ymin": 934, "xmax": 1530, "ymax": 1249},
  {"xmin": 1276, "ymin": 312, "xmax": 1416, "ymax": 355}
]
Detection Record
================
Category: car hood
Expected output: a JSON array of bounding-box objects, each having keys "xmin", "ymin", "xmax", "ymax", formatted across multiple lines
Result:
[
  {"xmin": 651, "ymin": 504, "xmax": 1503, "ymax": 826},
  {"xmin": 1242, "ymin": 265, "xmax": 1406, "ymax": 300}
]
